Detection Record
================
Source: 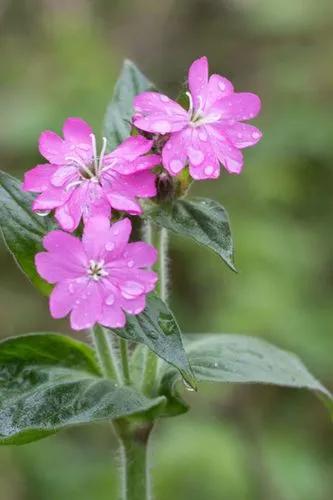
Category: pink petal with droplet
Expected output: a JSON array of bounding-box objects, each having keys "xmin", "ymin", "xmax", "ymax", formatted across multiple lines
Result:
[{"xmin": 188, "ymin": 56, "xmax": 209, "ymax": 111}]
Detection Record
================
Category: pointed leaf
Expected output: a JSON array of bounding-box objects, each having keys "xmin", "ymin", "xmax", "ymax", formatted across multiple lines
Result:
[
  {"xmin": 0, "ymin": 170, "xmax": 52, "ymax": 294},
  {"xmin": 104, "ymin": 59, "xmax": 155, "ymax": 149},
  {"xmin": 145, "ymin": 197, "xmax": 235, "ymax": 271},
  {"xmin": 161, "ymin": 334, "xmax": 332, "ymax": 416},
  {"xmin": 0, "ymin": 333, "xmax": 166, "ymax": 445},
  {"xmin": 110, "ymin": 294, "xmax": 196, "ymax": 390}
]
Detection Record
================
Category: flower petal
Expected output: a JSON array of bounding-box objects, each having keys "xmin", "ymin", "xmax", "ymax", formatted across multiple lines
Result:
[
  {"xmin": 99, "ymin": 301, "xmax": 126, "ymax": 329},
  {"xmin": 225, "ymin": 123, "xmax": 262, "ymax": 149},
  {"xmin": 49, "ymin": 278, "xmax": 87, "ymax": 319},
  {"xmin": 133, "ymin": 92, "xmax": 188, "ymax": 134},
  {"xmin": 35, "ymin": 251, "xmax": 84, "ymax": 284},
  {"xmin": 188, "ymin": 56, "xmax": 209, "ymax": 111},
  {"xmin": 106, "ymin": 192, "xmax": 142, "ymax": 215},
  {"xmin": 109, "ymin": 154, "xmax": 160, "ymax": 175},
  {"xmin": 23, "ymin": 164, "xmax": 57, "ymax": 192},
  {"xmin": 108, "ymin": 171, "xmax": 157, "ymax": 199},
  {"xmin": 105, "ymin": 136, "xmax": 153, "ymax": 162},
  {"xmin": 62, "ymin": 117, "xmax": 93, "ymax": 145},
  {"xmin": 162, "ymin": 131, "xmax": 188, "ymax": 176},
  {"xmin": 32, "ymin": 187, "xmax": 70, "ymax": 211},
  {"xmin": 205, "ymin": 74, "xmax": 234, "ymax": 112},
  {"xmin": 39, "ymin": 131, "xmax": 66, "ymax": 164},
  {"xmin": 186, "ymin": 128, "xmax": 220, "ymax": 180},
  {"xmin": 43, "ymin": 230, "xmax": 87, "ymax": 267},
  {"xmin": 82, "ymin": 216, "xmax": 132, "ymax": 261},
  {"xmin": 50, "ymin": 165, "xmax": 78, "ymax": 187},
  {"xmin": 119, "ymin": 294, "xmax": 146, "ymax": 315},
  {"xmin": 70, "ymin": 281, "xmax": 102, "ymax": 330},
  {"xmin": 115, "ymin": 242, "xmax": 158, "ymax": 268},
  {"xmin": 111, "ymin": 269, "xmax": 158, "ymax": 293},
  {"xmin": 54, "ymin": 184, "xmax": 88, "ymax": 232},
  {"xmin": 212, "ymin": 92, "xmax": 261, "ymax": 121}
]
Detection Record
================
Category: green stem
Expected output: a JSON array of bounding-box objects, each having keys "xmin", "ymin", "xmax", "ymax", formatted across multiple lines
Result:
[
  {"xmin": 91, "ymin": 325, "xmax": 120, "ymax": 381},
  {"xmin": 115, "ymin": 422, "xmax": 153, "ymax": 500},
  {"xmin": 119, "ymin": 337, "xmax": 131, "ymax": 385},
  {"xmin": 156, "ymin": 227, "xmax": 169, "ymax": 303},
  {"xmin": 142, "ymin": 225, "xmax": 169, "ymax": 396}
]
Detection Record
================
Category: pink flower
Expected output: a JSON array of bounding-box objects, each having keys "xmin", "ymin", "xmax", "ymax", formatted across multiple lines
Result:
[
  {"xmin": 133, "ymin": 56, "xmax": 262, "ymax": 180},
  {"xmin": 35, "ymin": 216, "xmax": 158, "ymax": 330},
  {"xmin": 23, "ymin": 118, "xmax": 160, "ymax": 232}
]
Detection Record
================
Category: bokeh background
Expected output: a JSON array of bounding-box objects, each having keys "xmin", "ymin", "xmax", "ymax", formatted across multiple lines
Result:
[{"xmin": 0, "ymin": 0, "xmax": 333, "ymax": 498}]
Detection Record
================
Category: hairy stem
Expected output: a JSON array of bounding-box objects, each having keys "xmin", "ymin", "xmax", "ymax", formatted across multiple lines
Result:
[
  {"xmin": 91, "ymin": 325, "xmax": 120, "ymax": 382},
  {"xmin": 142, "ymin": 226, "xmax": 169, "ymax": 396},
  {"xmin": 119, "ymin": 337, "xmax": 131, "ymax": 385},
  {"xmin": 115, "ymin": 421, "xmax": 153, "ymax": 500}
]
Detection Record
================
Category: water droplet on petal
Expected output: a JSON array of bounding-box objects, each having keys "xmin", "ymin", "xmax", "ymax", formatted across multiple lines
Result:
[
  {"xmin": 252, "ymin": 131, "xmax": 261, "ymax": 139},
  {"xmin": 105, "ymin": 242, "xmax": 115, "ymax": 251},
  {"xmin": 127, "ymin": 260, "xmax": 134, "ymax": 268},
  {"xmin": 188, "ymin": 148, "xmax": 204, "ymax": 166},
  {"xmin": 134, "ymin": 307, "xmax": 142, "ymax": 314},
  {"xmin": 160, "ymin": 95, "xmax": 170, "ymax": 103},
  {"xmin": 204, "ymin": 165, "xmax": 214, "ymax": 176},
  {"xmin": 198, "ymin": 130, "xmax": 208, "ymax": 141},
  {"xmin": 113, "ymin": 228, "xmax": 119, "ymax": 236},
  {"xmin": 68, "ymin": 283, "xmax": 75, "ymax": 294},
  {"xmin": 75, "ymin": 299, "xmax": 80, "ymax": 305},
  {"xmin": 105, "ymin": 294, "xmax": 115, "ymax": 306},
  {"xmin": 35, "ymin": 210, "xmax": 51, "ymax": 217},
  {"xmin": 153, "ymin": 120, "xmax": 171, "ymax": 134},
  {"xmin": 218, "ymin": 81, "xmax": 226, "ymax": 92},
  {"xmin": 120, "ymin": 281, "xmax": 145, "ymax": 299},
  {"xmin": 169, "ymin": 159, "xmax": 183, "ymax": 174}
]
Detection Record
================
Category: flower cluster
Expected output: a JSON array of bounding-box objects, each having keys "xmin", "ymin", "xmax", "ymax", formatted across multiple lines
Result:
[{"xmin": 24, "ymin": 56, "xmax": 262, "ymax": 330}]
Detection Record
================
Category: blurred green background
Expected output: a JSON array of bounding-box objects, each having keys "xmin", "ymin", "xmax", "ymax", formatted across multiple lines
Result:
[{"xmin": 0, "ymin": 0, "xmax": 332, "ymax": 498}]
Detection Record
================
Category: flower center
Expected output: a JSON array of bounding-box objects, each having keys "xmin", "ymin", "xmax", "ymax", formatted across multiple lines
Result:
[
  {"xmin": 87, "ymin": 259, "xmax": 108, "ymax": 281},
  {"xmin": 65, "ymin": 134, "xmax": 108, "ymax": 184},
  {"xmin": 186, "ymin": 91, "xmax": 221, "ymax": 128}
]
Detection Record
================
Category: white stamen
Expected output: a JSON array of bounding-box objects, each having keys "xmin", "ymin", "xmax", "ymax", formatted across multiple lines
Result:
[
  {"xmin": 192, "ymin": 95, "xmax": 205, "ymax": 122},
  {"xmin": 90, "ymin": 133, "xmax": 98, "ymax": 172},
  {"xmin": 189, "ymin": 112, "xmax": 221, "ymax": 128},
  {"xmin": 186, "ymin": 91, "xmax": 194, "ymax": 118},
  {"xmin": 98, "ymin": 137, "xmax": 108, "ymax": 173}
]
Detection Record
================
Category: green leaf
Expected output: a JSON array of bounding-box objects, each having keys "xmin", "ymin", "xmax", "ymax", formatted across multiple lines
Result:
[
  {"xmin": 104, "ymin": 59, "xmax": 154, "ymax": 150},
  {"xmin": 110, "ymin": 294, "xmax": 196, "ymax": 390},
  {"xmin": 162, "ymin": 334, "xmax": 332, "ymax": 416},
  {"xmin": 0, "ymin": 170, "xmax": 52, "ymax": 295},
  {"xmin": 145, "ymin": 197, "xmax": 236, "ymax": 271},
  {"xmin": 0, "ymin": 333, "xmax": 166, "ymax": 445}
]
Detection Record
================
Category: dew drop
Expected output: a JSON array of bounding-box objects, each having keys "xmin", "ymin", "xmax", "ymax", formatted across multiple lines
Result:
[
  {"xmin": 68, "ymin": 283, "xmax": 75, "ymax": 294},
  {"xmin": 198, "ymin": 130, "xmax": 208, "ymax": 141},
  {"xmin": 218, "ymin": 81, "xmax": 226, "ymax": 92},
  {"xmin": 204, "ymin": 165, "xmax": 214, "ymax": 176},
  {"xmin": 35, "ymin": 210, "xmax": 51, "ymax": 217},
  {"xmin": 153, "ymin": 120, "xmax": 171, "ymax": 134},
  {"xmin": 105, "ymin": 294, "xmax": 115, "ymax": 306},
  {"xmin": 252, "ymin": 131, "xmax": 261, "ymax": 139},
  {"xmin": 120, "ymin": 281, "xmax": 145, "ymax": 299},
  {"xmin": 160, "ymin": 95, "xmax": 170, "ymax": 103},
  {"xmin": 188, "ymin": 148, "xmax": 204, "ymax": 166},
  {"xmin": 127, "ymin": 260, "xmax": 134, "ymax": 268},
  {"xmin": 170, "ymin": 159, "xmax": 183, "ymax": 174},
  {"xmin": 105, "ymin": 242, "xmax": 115, "ymax": 251}
]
